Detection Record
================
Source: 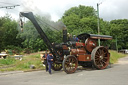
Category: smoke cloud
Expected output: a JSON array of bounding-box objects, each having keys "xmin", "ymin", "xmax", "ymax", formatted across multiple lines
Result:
[{"xmin": 20, "ymin": 0, "xmax": 65, "ymax": 31}]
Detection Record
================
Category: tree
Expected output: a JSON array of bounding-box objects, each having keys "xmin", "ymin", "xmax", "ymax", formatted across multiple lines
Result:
[
  {"xmin": 0, "ymin": 14, "xmax": 21, "ymax": 51},
  {"xmin": 110, "ymin": 19, "xmax": 128, "ymax": 49},
  {"xmin": 61, "ymin": 5, "xmax": 98, "ymax": 36},
  {"xmin": 63, "ymin": 5, "xmax": 96, "ymax": 18}
]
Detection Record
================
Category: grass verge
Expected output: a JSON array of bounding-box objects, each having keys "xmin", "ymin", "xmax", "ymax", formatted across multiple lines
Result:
[
  {"xmin": 0, "ymin": 54, "xmax": 45, "ymax": 72},
  {"xmin": 109, "ymin": 50, "xmax": 127, "ymax": 64}
]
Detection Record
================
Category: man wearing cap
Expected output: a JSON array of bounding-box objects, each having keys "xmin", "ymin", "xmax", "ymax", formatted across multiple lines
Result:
[
  {"xmin": 43, "ymin": 51, "xmax": 48, "ymax": 72},
  {"xmin": 73, "ymin": 35, "xmax": 79, "ymax": 42},
  {"xmin": 47, "ymin": 52, "xmax": 54, "ymax": 74}
]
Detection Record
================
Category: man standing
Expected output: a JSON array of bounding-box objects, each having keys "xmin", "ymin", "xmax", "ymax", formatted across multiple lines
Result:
[
  {"xmin": 43, "ymin": 51, "xmax": 48, "ymax": 72},
  {"xmin": 47, "ymin": 52, "xmax": 53, "ymax": 74},
  {"xmin": 41, "ymin": 50, "xmax": 48, "ymax": 72}
]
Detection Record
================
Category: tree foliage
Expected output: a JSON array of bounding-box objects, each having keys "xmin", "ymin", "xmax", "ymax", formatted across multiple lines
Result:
[
  {"xmin": 62, "ymin": 5, "xmax": 98, "ymax": 35},
  {"xmin": 0, "ymin": 14, "xmax": 22, "ymax": 51},
  {"xmin": 110, "ymin": 19, "xmax": 128, "ymax": 49}
]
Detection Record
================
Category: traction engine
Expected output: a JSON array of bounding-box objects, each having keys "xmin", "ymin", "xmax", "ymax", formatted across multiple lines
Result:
[{"xmin": 19, "ymin": 12, "xmax": 112, "ymax": 74}]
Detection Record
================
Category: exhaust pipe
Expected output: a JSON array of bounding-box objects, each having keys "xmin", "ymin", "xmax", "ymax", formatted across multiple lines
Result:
[{"xmin": 63, "ymin": 26, "xmax": 67, "ymax": 43}]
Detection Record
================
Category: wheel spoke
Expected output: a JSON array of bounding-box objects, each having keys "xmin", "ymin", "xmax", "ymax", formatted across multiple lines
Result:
[
  {"xmin": 95, "ymin": 60, "xmax": 100, "ymax": 65},
  {"xmin": 96, "ymin": 50, "xmax": 100, "ymax": 55},
  {"xmin": 95, "ymin": 56, "xmax": 99, "ymax": 59},
  {"xmin": 101, "ymin": 60, "xmax": 106, "ymax": 65},
  {"xmin": 99, "ymin": 61, "xmax": 103, "ymax": 67},
  {"xmin": 99, "ymin": 49, "xmax": 102, "ymax": 55},
  {"xmin": 72, "ymin": 58, "xmax": 76, "ymax": 63},
  {"xmin": 103, "ymin": 57, "xmax": 108, "ymax": 59},
  {"xmin": 95, "ymin": 57, "xmax": 100, "ymax": 61},
  {"xmin": 97, "ymin": 60, "xmax": 104, "ymax": 67},
  {"xmin": 71, "ymin": 58, "xmax": 74, "ymax": 63},
  {"xmin": 103, "ymin": 52, "xmax": 107, "ymax": 56},
  {"xmin": 68, "ymin": 58, "xmax": 70, "ymax": 62},
  {"xmin": 65, "ymin": 61, "xmax": 70, "ymax": 64},
  {"xmin": 95, "ymin": 54, "xmax": 100, "ymax": 58}
]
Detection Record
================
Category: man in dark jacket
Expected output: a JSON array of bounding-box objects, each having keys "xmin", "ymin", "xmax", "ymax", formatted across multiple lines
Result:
[
  {"xmin": 43, "ymin": 51, "xmax": 48, "ymax": 72},
  {"xmin": 47, "ymin": 52, "xmax": 53, "ymax": 74}
]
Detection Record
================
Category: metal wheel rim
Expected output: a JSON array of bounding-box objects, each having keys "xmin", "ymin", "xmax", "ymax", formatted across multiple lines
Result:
[
  {"xmin": 63, "ymin": 55, "xmax": 78, "ymax": 74},
  {"xmin": 91, "ymin": 46, "xmax": 110, "ymax": 69}
]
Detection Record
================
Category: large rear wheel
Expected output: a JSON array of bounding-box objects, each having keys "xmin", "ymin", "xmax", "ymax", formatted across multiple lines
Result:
[
  {"xmin": 63, "ymin": 55, "xmax": 78, "ymax": 74},
  {"xmin": 91, "ymin": 46, "xmax": 110, "ymax": 70}
]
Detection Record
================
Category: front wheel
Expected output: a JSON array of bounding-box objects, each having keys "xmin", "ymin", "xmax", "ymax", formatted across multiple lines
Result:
[{"xmin": 63, "ymin": 55, "xmax": 78, "ymax": 74}]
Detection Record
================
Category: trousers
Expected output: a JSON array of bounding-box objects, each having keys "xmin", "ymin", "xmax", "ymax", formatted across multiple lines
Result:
[
  {"xmin": 44, "ymin": 59, "xmax": 48, "ymax": 71},
  {"xmin": 48, "ymin": 62, "xmax": 52, "ymax": 74}
]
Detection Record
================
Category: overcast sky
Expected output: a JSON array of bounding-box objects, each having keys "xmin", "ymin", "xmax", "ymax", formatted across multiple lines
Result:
[{"xmin": 0, "ymin": 0, "xmax": 128, "ymax": 21}]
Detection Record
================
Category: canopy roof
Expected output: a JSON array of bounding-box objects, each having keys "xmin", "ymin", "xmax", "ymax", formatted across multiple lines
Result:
[{"xmin": 77, "ymin": 33, "xmax": 112, "ymax": 40}]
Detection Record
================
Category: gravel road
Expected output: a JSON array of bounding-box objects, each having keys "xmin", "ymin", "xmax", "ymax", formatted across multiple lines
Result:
[{"xmin": 0, "ymin": 56, "xmax": 128, "ymax": 85}]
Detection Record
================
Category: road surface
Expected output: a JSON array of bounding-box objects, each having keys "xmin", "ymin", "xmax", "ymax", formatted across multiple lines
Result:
[{"xmin": 0, "ymin": 56, "xmax": 128, "ymax": 85}]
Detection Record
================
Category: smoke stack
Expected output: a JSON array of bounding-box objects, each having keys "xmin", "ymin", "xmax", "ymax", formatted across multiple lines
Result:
[{"xmin": 63, "ymin": 26, "xmax": 67, "ymax": 43}]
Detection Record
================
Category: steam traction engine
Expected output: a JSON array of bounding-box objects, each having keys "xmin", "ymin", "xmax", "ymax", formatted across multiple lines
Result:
[{"xmin": 20, "ymin": 12, "xmax": 112, "ymax": 74}]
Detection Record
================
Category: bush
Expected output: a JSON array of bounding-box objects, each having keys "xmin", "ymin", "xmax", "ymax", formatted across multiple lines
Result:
[
  {"xmin": 23, "ymin": 48, "xmax": 34, "ymax": 54},
  {"xmin": 6, "ymin": 45, "xmax": 23, "ymax": 55}
]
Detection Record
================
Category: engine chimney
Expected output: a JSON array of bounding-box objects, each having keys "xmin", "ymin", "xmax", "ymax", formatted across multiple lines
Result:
[{"xmin": 63, "ymin": 26, "xmax": 67, "ymax": 43}]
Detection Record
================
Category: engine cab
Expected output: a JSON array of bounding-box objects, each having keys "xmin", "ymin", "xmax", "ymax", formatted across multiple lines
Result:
[{"xmin": 68, "ymin": 33, "xmax": 112, "ymax": 62}]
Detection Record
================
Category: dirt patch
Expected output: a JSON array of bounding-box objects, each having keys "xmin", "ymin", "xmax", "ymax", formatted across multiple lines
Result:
[
  {"xmin": 23, "ymin": 51, "xmax": 44, "ymax": 57},
  {"xmin": 117, "ymin": 55, "xmax": 128, "ymax": 65}
]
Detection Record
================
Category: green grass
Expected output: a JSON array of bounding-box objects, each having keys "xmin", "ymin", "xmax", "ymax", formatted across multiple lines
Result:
[
  {"xmin": 109, "ymin": 50, "xmax": 127, "ymax": 64},
  {"xmin": 0, "ymin": 54, "xmax": 45, "ymax": 72},
  {"xmin": 0, "ymin": 57, "xmax": 16, "ymax": 65}
]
